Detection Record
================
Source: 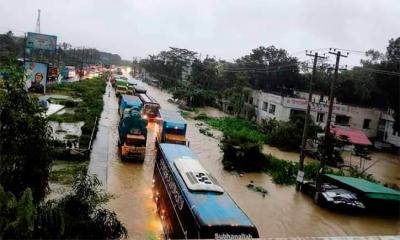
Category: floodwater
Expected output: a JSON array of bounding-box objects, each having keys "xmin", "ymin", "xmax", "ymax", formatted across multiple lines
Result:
[
  {"xmin": 90, "ymin": 76, "xmax": 400, "ymax": 239},
  {"xmin": 49, "ymin": 121, "xmax": 84, "ymax": 141}
]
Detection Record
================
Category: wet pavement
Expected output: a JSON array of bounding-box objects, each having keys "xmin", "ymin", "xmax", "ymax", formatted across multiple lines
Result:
[{"xmin": 88, "ymin": 76, "xmax": 400, "ymax": 239}]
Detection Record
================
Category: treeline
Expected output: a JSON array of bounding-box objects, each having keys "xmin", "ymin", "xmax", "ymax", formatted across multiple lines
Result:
[
  {"xmin": 140, "ymin": 38, "xmax": 399, "ymax": 133},
  {"xmin": 0, "ymin": 31, "xmax": 128, "ymax": 66}
]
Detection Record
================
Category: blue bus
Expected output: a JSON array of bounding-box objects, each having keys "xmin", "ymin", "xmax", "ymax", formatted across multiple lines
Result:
[{"xmin": 153, "ymin": 143, "xmax": 259, "ymax": 239}]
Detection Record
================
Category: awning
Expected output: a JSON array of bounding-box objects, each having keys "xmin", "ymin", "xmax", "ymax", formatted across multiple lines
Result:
[
  {"xmin": 324, "ymin": 174, "xmax": 400, "ymax": 201},
  {"xmin": 331, "ymin": 127, "xmax": 372, "ymax": 146}
]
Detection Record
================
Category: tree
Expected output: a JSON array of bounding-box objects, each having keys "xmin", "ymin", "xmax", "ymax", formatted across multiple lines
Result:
[
  {"xmin": 0, "ymin": 186, "xmax": 36, "ymax": 239},
  {"xmin": 236, "ymin": 46, "xmax": 301, "ymax": 92},
  {"xmin": 0, "ymin": 59, "xmax": 53, "ymax": 202},
  {"xmin": 0, "ymin": 31, "xmax": 23, "ymax": 60},
  {"xmin": 55, "ymin": 173, "xmax": 127, "ymax": 239},
  {"xmin": 140, "ymin": 47, "xmax": 197, "ymax": 88}
]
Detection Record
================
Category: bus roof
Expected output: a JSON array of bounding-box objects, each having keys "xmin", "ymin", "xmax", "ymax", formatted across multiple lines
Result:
[
  {"xmin": 139, "ymin": 93, "xmax": 157, "ymax": 104},
  {"xmin": 159, "ymin": 110, "xmax": 186, "ymax": 129},
  {"xmin": 159, "ymin": 143, "xmax": 256, "ymax": 227}
]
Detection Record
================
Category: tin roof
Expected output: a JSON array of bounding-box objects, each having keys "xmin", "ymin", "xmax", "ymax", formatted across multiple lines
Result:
[{"xmin": 325, "ymin": 174, "xmax": 400, "ymax": 201}]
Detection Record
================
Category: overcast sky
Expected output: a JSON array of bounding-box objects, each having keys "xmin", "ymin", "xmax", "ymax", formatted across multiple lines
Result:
[{"xmin": 1, "ymin": 0, "xmax": 399, "ymax": 66}]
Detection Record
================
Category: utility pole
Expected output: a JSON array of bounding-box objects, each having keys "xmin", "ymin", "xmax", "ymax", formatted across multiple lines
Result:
[
  {"xmin": 296, "ymin": 51, "xmax": 326, "ymax": 191},
  {"xmin": 322, "ymin": 49, "xmax": 348, "ymax": 168},
  {"xmin": 314, "ymin": 49, "xmax": 348, "ymax": 203}
]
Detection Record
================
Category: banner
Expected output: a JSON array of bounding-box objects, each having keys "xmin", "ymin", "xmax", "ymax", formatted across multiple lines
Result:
[
  {"xmin": 25, "ymin": 61, "xmax": 48, "ymax": 94},
  {"xmin": 26, "ymin": 32, "xmax": 57, "ymax": 51}
]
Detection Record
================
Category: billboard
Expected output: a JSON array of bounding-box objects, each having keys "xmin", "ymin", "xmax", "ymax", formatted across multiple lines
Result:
[
  {"xmin": 26, "ymin": 32, "xmax": 57, "ymax": 51},
  {"xmin": 25, "ymin": 61, "xmax": 48, "ymax": 94}
]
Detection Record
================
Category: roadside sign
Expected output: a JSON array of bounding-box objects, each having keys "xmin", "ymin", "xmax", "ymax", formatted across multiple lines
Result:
[
  {"xmin": 296, "ymin": 170, "xmax": 305, "ymax": 183},
  {"xmin": 26, "ymin": 32, "xmax": 57, "ymax": 51}
]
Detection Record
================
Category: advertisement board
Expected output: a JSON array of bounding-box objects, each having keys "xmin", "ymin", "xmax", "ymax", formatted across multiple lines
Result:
[
  {"xmin": 24, "ymin": 61, "xmax": 48, "ymax": 94},
  {"xmin": 26, "ymin": 32, "xmax": 57, "ymax": 51},
  {"xmin": 283, "ymin": 97, "xmax": 349, "ymax": 114}
]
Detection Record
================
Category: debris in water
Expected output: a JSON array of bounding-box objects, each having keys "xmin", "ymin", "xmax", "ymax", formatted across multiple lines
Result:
[{"xmin": 247, "ymin": 181, "xmax": 268, "ymax": 198}]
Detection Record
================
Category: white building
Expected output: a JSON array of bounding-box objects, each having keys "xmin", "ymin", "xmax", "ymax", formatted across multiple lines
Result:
[
  {"xmin": 377, "ymin": 111, "xmax": 400, "ymax": 148},
  {"xmin": 249, "ymin": 90, "xmax": 388, "ymax": 139}
]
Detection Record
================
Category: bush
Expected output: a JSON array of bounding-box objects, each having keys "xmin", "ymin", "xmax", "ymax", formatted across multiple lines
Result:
[
  {"xmin": 46, "ymin": 172, "xmax": 127, "ymax": 239},
  {"xmin": 221, "ymin": 136, "xmax": 268, "ymax": 172},
  {"xmin": 206, "ymin": 117, "xmax": 266, "ymax": 143},
  {"xmin": 263, "ymin": 114, "xmax": 321, "ymax": 151}
]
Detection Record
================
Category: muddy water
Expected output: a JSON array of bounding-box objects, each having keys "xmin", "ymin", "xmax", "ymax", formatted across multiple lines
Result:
[{"xmin": 102, "ymin": 77, "xmax": 399, "ymax": 239}]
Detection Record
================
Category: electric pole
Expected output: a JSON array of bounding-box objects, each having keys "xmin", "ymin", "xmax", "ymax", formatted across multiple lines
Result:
[
  {"xmin": 322, "ymin": 49, "xmax": 348, "ymax": 168},
  {"xmin": 296, "ymin": 51, "xmax": 326, "ymax": 191},
  {"xmin": 314, "ymin": 49, "xmax": 348, "ymax": 203}
]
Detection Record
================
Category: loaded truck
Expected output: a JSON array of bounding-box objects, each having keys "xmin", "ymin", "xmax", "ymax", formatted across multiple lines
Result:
[
  {"xmin": 119, "ymin": 94, "xmax": 143, "ymax": 115},
  {"xmin": 118, "ymin": 106, "xmax": 148, "ymax": 161},
  {"xmin": 156, "ymin": 110, "xmax": 187, "ymax": 145}
]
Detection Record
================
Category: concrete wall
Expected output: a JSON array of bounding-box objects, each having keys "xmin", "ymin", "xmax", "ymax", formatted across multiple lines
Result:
[{"xmin": 250, "ymin": 89, "xmax": 384, "ymax": 138}]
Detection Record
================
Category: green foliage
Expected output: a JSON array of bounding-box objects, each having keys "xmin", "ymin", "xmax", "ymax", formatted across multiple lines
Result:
[
  {"xmin": 0, "ymin": 186, "xmax": 36, "ymax": 239},
  {"xmin": 47, "ymin": 77, "xmax": 106, "ymax": 148},
  {"xmin": 263, "ymin": 114, "xmax": 321, "ymax": 151},
  {"xmin": 205, "ymin": 117, "xmax": 266, "ymax": 143},
  {"xmin": 172, "ymin": 82, "xmax": 218, "ymax": 107},
  {"xmin": 55, "ymin": 172, "xmax": 127, "ymax": 239},
  {"xmin": 0, "ymin": 59, "xmax": 53, "ymax": 202},
  {"xmin": 221, "ymin": 137, "xmax": 267, "ymax": 172},
  {"xmin": 236, "ymin": 46, "xmax": 302, "ymax": 92},
  {"xmin": 49, "ymin": 161, "xmax": 88, "ymax": 185}
]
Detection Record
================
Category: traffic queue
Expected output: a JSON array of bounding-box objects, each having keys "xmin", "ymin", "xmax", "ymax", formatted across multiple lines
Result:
[{"xmin": 110, "ymin": 73, "xmax": 259, "ymax": 239}]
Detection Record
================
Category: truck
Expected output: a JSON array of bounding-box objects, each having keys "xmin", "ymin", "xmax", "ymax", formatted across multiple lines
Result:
[
  {"xmin": 119, "ymin": 94, "xmax": 143, "ymax": 115},
  {"xmin": 118, "ymin": 106, "xmax": 148, "ymax": 161},
  {"xmin": 60, "ymin": 66, "xmax": 76, "ymax": 80},
  {"xmin": 138, "ymin": 93, "xmax": 160, "ymax": 121},
  {"xmin": 156, "ymin": 109, "xmax": 187, "ymax": 145},
  {"xmin": 114, "ymin": 76, "xmax": 135, "ymax": 97}
]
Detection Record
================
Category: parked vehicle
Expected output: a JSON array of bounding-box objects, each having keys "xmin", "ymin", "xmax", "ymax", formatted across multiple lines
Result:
[
  {"xmin": 118, "ymin": 106, "xmax": 147, "ymax": 161},
  {"xmin": 60, "ymin": 66, "xmax": 76, "ymax": 80},
  {"xmin": 156, "ymin": 109, "xmax": 187, "ymax": 145}
]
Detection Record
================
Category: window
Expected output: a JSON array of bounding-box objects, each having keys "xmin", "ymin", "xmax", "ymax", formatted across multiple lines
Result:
[
  {"xmin": 316, "ymin": 113, "xmax": 324, "ymax": 122},
  {"xmin": 249, "ymin": 97, "xmax": 254, "ymax": 104},
  {"xmin": 363, "ymin": 119, "xmax": 371, "ymax": 129},
  {"xmin": 262, "ymin": 101, "xmax": 268, "ymax": 111},
  {"xmin": 269, "ymin": 104, "xmax": 276, "ymax": 115},
  {"xmin": 335, "ymin": 115, "xmax": 350, "ymax": 126}
]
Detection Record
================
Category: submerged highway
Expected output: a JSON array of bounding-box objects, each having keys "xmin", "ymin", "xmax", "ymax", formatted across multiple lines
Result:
[{"xmin": 88, "ymin": 76, "xmax": 400, "ymax": 239}]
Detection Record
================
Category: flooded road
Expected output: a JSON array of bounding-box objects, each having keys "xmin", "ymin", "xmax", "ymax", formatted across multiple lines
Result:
[{"xmin": 91, "ymin": 77, "xmax": 400, "ymax": 239}]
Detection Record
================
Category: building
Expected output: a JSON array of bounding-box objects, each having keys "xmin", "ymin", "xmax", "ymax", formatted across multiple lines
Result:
[
  {"xmin": 249, "ymin": 90, "xmax": 395, "ymax": 141},
  {"xmin": 377, "ymin": 111, "xmax": 400, "ymax": 148}
]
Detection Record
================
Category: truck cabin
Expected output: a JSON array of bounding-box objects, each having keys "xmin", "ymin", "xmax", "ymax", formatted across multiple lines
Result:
[{"xmin": 157, "ymin": 110, "xmax": 187, "ymax": 145}]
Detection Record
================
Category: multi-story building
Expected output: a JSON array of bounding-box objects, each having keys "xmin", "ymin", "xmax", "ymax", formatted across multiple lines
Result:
[{"xmin": 249, "ymin": 90, "xmax": 397, "ymax": 145}]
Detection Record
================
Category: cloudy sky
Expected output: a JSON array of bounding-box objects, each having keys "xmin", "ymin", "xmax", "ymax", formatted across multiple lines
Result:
[{"xmin": 1, "ymin": 0, "xmax": 399, "ymax": 66}]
